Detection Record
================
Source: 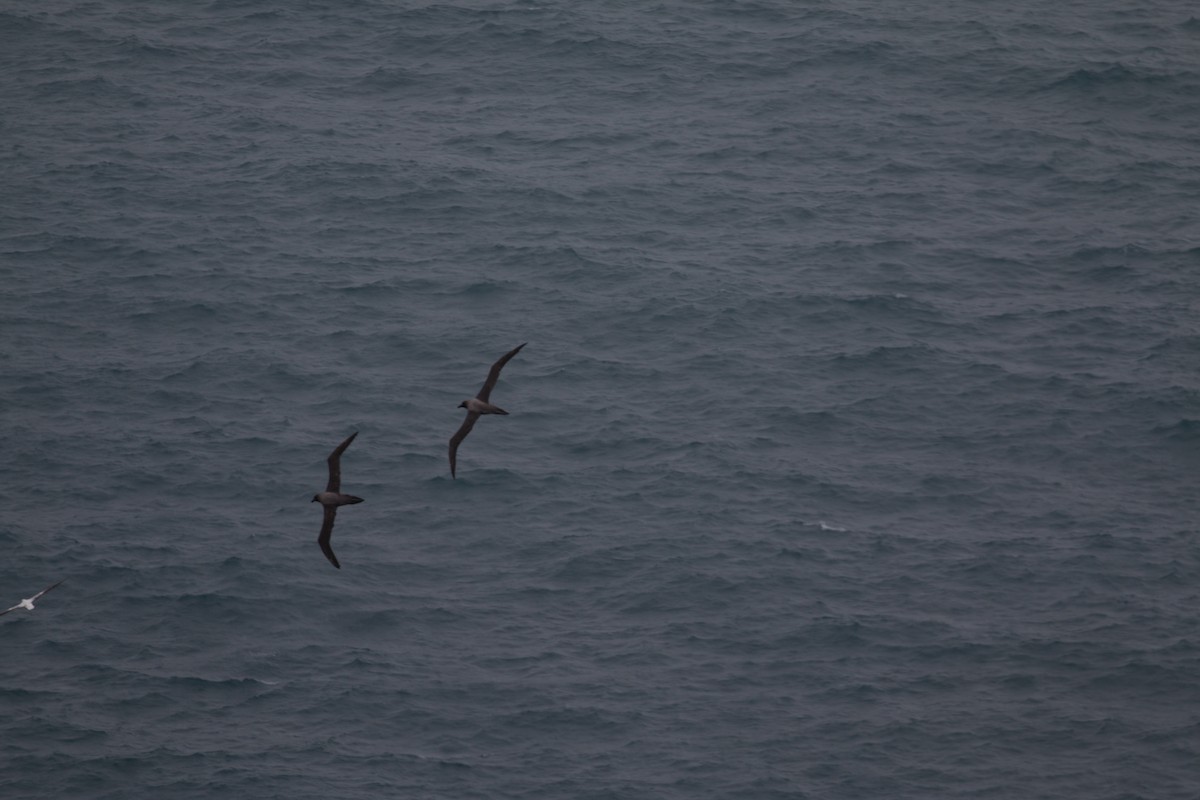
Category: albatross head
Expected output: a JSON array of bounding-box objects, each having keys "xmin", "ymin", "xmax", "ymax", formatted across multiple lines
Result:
[
  {"xmin": 458, "ymin": 400, "xmax": 469, "ymax": 409},
  {"xmin": 311, "ymin": 494, "xmax": 320, "ymax": 503}
]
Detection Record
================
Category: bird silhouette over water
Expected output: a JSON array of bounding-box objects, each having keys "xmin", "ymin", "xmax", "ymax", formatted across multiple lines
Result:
[
  {"xmin": 311, "ymin": 432, "xmax": 363, "ymax": 569},
  {"xmin": 449, "ymin": 343, "xmax": 526, "ymax": 478},
  {"xmin": 1, "ymin": 579, "xmax": 65, "ymax": 617}
]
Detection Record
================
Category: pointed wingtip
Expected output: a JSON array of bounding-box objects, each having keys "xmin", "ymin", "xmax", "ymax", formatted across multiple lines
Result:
[{"xmin": 318, "ymin": 539, "xmax": 341, "ymax": 569}]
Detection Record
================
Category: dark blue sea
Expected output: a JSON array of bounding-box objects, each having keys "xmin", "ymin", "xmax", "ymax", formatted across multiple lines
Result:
[{"xmin": 2, "ymin": 1, "xmax": 1199, "ymax": 798}]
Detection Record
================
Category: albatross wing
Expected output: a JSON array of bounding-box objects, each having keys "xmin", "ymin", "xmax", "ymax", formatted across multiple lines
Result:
[
  {"xmin": 476, "ymin": 342, "xmax": 527, "ymax": 403},
  {"xmin": 317, "ymin": 505, "xmax": 341, "ymax": 569},
  {"xmin": 325, "ymin": 431, "xmax": 358, "ymax": 493},
  {"xmin": 448, "ymin": 412, "xmax": 481, "ymax": 478}
]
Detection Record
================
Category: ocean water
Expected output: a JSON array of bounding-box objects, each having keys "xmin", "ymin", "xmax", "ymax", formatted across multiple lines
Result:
[{"xmin": 2, "ymin": 1, "xmax": 1198, "ymax": 798}]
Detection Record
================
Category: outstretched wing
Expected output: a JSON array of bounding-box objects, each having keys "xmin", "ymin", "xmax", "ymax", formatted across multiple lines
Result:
[
  {"xmin": 476, "ymin": 343, "xmax": 526, "ymax": 403},
  {"xmin": 448, "ymin": 412, "xmax": 481, "ymax": 478},
  {"xmin": 317, "ymin": 506, "xmax": 341, "ymax": 569},
  {"xmin": 326, "ymin": 431, "xmax": 359, "ymax": 493},
  {"xmin": 29, "ymin": 579, "xmax": 65, "ymax": 602},
  {"xmin": 0, "ymin": 604, "xmax": 21, "ymax": 617}
]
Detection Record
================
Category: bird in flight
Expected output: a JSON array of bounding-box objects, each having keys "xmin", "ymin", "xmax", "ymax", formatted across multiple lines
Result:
[
  {"xmin": 311, "ymin": 432, "xmax": 364, "ymax": 569},
  {"xmin": 1, "ymin": 579, "xmax": 65, "ymax": 617},
  {"xmin": 449, "ymin": 342, "xmax": 527, "ymax": 478}
]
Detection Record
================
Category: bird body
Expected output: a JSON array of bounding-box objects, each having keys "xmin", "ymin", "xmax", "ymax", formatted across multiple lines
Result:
[
  {"xmin": 312, "ymin": 491, "xmax": 363, "ymax": 507},
  {"xmin": 459, "ymin": 397, "xmax": 508, "ymax": 415}
]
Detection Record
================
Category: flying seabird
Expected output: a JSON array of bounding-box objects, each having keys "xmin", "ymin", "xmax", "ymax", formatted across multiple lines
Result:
[
  {"xmin": 311, "ymin": 431, "xmax": 364, "ymax": 569},
  {"xmin": 449, "ymin": 342, "xmax": 527, "ymax": 478},
  {"xmin": 0, "ymin": 579, "xmax": 65, "ymax": 617}
]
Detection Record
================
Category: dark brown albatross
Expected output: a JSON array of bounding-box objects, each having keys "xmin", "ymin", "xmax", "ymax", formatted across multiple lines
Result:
[
  {"xmin": 311, "ymin": 432, "xmax": 363, "ymax": 569},
  {"xmin": 449, "ymin": 343, "xmax": 527, "ymax": 478}
]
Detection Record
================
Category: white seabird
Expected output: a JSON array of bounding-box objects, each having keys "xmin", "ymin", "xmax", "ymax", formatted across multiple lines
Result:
[
  {"xmin": 311, "ymin": 431, "xmax": 364, "ymax": 569},
  {"xmin": 1, "ymin": 579, "xmax": 65, "ymax": 617},
  {"xmin": 449, "ymin": 342, "xmax": 527, "ymax": 478}
]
